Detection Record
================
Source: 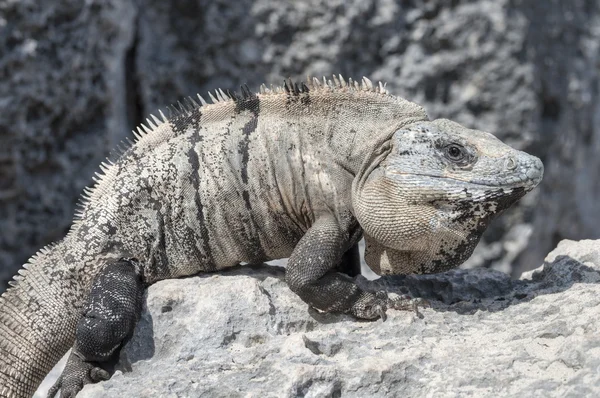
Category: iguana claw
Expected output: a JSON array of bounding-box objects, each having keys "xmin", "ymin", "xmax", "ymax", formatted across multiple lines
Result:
[
  {"xmin": 377, "ymin": 306, "xmax": 387, "ymax": 322},
  {"xmin": 47, "ymin": 350, "xmax": 110, "ymax": 398},
  {"xmin": 387, "ymin": 293, "xmax": 430, "ymax": 318},
  {"xmin": 375, "ymin": 290, "xmax": 388, "ymax": 321}
]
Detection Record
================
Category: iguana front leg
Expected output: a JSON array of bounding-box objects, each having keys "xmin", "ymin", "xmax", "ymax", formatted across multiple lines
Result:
[
  {"xmin": 48, "ymin": 259, "xmax": 144, "ymax": 398},
  {"xmin": 286, "ymin": 215, "xmax": 386, "ymax": 320}
]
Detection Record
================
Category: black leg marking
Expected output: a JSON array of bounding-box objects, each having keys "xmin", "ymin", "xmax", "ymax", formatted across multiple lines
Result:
[
  {"xmin": 48, "ymin": 259, "xmax": 144, "ymax": 398},
  {"xmin": 286, "ymin": 216, "xmax": 386, "ymax": 320}
]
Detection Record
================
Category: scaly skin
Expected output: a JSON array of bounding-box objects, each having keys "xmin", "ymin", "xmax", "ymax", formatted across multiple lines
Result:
[{"xmin": 0, "ymin": 76, "xmax": 542, "ymax": 397}]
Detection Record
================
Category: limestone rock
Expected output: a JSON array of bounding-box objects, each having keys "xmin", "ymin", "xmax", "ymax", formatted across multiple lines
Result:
[{"xmin": 63, "ymin": 239, "xmax": 600, "ymax": 397}]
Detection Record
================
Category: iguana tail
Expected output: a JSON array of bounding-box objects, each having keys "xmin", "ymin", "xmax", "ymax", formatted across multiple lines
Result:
[{"xmin": 0, "ymin": 240, "xmax": 96, "ymax": 397}]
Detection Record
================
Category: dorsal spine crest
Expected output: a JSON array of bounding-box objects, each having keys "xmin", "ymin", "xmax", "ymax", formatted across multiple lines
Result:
[{"xmin": 71, "ymin": 75, "xmax": 408, "ymax": 224}]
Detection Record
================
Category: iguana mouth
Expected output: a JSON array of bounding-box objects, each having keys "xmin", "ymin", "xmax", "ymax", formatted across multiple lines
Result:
[{"xmin": 387, "ymin": 171, "xmax": 540, "ymax": 189}]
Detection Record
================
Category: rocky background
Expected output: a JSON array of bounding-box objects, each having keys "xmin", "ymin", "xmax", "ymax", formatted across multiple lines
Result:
[{"xmin": 1, "ymin": 0, "xmax": 600, "ymax": 288}]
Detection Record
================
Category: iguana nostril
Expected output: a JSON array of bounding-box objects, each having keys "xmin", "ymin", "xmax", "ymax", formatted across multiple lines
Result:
[{"xmin": 505, "ymin": 156, "xmax": 517, "ymax": 171}]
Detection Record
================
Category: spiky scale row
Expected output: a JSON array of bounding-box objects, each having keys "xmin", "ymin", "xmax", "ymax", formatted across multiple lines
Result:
[
  {"xmin": 74, "ymin": 74, "xmax": 392, "ymax": 225},
  {"xmin": 72, "ymin": 75, "xmax": 395, "ymax": 235},
  {"xmin": 70, "ymin": 75, "xmax": 394, "ymax": 232},
  {"xmin": 5, "ymin": 243, "xmax": 56, "ymax": 289},
  {"xmin": 197, "ymin": 94, "xmax": 208, "ymax": 106}
]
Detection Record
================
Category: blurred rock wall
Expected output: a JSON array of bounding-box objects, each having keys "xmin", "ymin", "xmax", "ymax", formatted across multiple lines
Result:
[{"xmin": 1, "ymin": 0, "xmax": 599, "ymax": 288}]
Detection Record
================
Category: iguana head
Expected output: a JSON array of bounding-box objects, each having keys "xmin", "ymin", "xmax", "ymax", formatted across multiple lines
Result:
[{"xmin": 352, "ymin": 118, "xmax": 543, "ymax": 275}]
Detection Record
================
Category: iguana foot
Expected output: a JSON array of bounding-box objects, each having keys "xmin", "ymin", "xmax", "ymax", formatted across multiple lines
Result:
[
  {"xmin": 48, "ymin": 259, "xmax": 143, "ymax": 397},
  {"xmin": 351, "ymin": 291, "xmax": 429, "ymax": 321},
  {"xmin": 47, "ymin": 351, "xmax": 110, "ymax": 398}
]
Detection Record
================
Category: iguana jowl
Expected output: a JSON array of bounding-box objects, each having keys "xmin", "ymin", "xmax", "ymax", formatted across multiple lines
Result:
[{"xmin": 0, "ymin": 76, "xmax": 543, "ymax": 397}]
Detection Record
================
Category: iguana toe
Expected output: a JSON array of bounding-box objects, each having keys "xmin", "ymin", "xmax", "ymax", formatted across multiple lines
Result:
[
  {"xmin": 47, "ymin": 350, "xmax": 110, "ymax": 398},
  {"xmin": 387, "ymin": 293, "xmax": 430, "ymax": 318}
]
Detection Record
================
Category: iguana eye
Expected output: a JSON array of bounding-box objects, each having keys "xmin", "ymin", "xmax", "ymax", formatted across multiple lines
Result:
[{"xmin": 444, "ymin": 144, "xmax": 466, "ymax": 162}]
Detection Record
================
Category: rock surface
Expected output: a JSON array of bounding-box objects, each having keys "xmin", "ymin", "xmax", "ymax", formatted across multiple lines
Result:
[
  {"xmin": 33, "ymin": 239, "xmax": 594, "ymax": 398},
  {"xmin": 2, "ymin": 1, "xmax": 600, "ymax": 288}
]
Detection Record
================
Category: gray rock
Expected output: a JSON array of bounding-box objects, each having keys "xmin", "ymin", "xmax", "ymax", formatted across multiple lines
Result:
[
  {"xmin": 64, "ymin": 239, "xmax": 600, "ymax": 397},
  {"xmin": 2, "ymin": 1, "xmax": 600, "ymax": 288}
]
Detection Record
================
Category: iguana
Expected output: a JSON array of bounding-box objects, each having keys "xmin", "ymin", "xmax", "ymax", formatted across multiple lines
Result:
[{"xmin": 0, "ymin": 76, "xmax": 543, "ymax": 397}]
